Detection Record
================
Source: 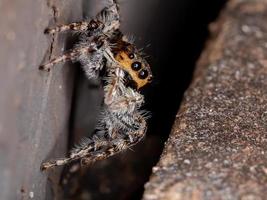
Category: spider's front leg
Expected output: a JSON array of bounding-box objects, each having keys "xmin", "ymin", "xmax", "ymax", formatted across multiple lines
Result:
[
  {"xmin": 39, "ymin": 34, "xmax": 109, "ymax": 76},
  {"xmin": 44, "ymin": 1, "xmax": 120, "ymax": 35},
  {"xmin": 39, "ymin": 46, "xmax": 94, "ymax": 71},
  {"xmin": 44, "ymin": 20, "xmax": 101, "ymax": 34}
]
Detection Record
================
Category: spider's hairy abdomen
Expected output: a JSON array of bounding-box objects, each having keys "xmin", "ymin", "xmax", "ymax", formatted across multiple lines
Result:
[
  {"xmin": 75, "ymin": 37, "xmax": 107, "ymax": 79},
  {"xmin": 40, "ymin": 0, "xmax": 153, "ymax": 171}
]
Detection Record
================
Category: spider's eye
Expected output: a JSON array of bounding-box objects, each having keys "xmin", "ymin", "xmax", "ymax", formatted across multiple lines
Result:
[
  {"xmin": 128, "ymin": 53, "xmax": 135, "ymax": 59},
  {"xmin": 138, "ymin": 69, "xmax": 148, "ymax": 79},
  {"xmin": 131, "ymin": 62, "xmax": 142, "ymax": 71}
]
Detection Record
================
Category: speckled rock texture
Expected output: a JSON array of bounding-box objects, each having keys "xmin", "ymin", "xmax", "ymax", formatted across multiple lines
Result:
[{"xmin": 143, "ymin": 0, "xmax": 267, "ymax": 200}]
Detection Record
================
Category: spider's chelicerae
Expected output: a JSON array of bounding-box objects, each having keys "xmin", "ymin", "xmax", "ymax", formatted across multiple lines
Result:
[{"xmin": 40, "ymin": 0, "xmax": 153, "ymax": 171}]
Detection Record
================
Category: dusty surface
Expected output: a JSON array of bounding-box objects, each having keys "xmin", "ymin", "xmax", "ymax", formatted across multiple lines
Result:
[
  {"xmin": 0, "ymin": 0, "xmax": 82, "ymax": 199},
  {"xmin": 143, "ymin": 0, "xmax": 267, "ymax": 199}
]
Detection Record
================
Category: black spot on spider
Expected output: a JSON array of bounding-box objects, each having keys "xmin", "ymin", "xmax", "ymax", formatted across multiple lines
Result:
[
  {"xmin": 90, "ymin": 20, "xmax": 99, "ymax": 29},
  {"xmin": 96, "ymin": 41, "xmax": 104, "ymax": 49},
  {"xmin": 119, "ymin": 55, "xmax": 124, "ymax": 60},
  {"xmin": 44, "ymin": 28, "xmax": 50, "ymax": 34},
  {"xmin": 128, "ymin": 53, "xmax": 135, "ymax": 59},
  {"xmin": 148, "ymin": 76, "xmax": 153, "ymax": 82},
  {"xmin": 70, "ymin": 24, "xmax": 75, "ymax": 29},
  {"xmin": 138, "ymin": 69, "xmax": 148, "ymax": 79},
  {"xmin": 131, "ymin": 62, "xmax": 142, "ymax": 71},
  {"xmin": 124, "ymin": 72, "xmax": 138, "ymax": 89}
]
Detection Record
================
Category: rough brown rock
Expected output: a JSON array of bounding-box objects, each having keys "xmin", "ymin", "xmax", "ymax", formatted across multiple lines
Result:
[{"xmin": 143, "ymin": 0, "xmax": 267, "ymax": 199}]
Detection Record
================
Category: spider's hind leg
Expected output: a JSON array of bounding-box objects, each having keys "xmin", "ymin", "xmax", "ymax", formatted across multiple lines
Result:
[
  {"xmin": 40, "ymin": 134, "xmax": 110, "ymax": 171},
  {"xmin": 80, "ymin": 115, "xmax": 147, "ymax": 165},
  {"xmin": 40, "ymin": 113, "xmax": 146, "ymax": 171}
]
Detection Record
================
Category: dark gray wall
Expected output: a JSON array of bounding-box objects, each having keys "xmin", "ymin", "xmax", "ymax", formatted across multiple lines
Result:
[{"xmin": 0, "ymin": 0, "xmax": 82, "ymax": 199}]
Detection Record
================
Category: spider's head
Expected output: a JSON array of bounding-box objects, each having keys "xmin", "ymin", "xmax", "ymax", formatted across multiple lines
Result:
[{"xmin": 114, "ymin": 41, "xmax": 153, "ymax": 89}]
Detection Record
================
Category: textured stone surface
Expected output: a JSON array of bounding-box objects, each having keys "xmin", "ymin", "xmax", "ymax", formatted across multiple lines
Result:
[
  {"xmin": 0, "ymin": 0, "xmax": 82, "ymax": 199},
  {"xmin": 143, "ymin": 0, "xmax": 267, "ymax": 199}
]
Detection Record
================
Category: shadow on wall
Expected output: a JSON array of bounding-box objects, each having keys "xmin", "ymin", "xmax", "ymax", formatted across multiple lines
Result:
[{"xmin": 63, "ymin": 0, "xmax": 227, "ymax": 199}]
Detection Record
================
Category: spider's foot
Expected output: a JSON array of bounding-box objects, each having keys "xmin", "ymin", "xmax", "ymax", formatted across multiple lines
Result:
[
  {"xmin": 40, "ymin": 161, "xmax": 57, "ymax": 171},
  {"xmin": 40, "ymin": 158, "xmax": 69, "ymax": 171},
  {"xmin": 44, "ymin": 27, "xmax": 55, "ymax": 34},
  {"xmin": 39, "ymin": 64, "xmax": 51, "ymax": 72}
]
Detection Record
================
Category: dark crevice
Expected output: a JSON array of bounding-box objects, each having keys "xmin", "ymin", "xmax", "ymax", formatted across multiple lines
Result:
[
  {"xmin": 46, "ymin": 2, "xmax": 59, "ymax": 60},
  {"xmin": 137, "ymin": 1, "xmax": 227, "ymax": 198},
  {"xmin": 62, "ymin": 1, "xmax": 227, "ymax": 200}
]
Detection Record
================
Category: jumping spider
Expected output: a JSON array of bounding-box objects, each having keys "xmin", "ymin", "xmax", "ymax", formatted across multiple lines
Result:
[{"xmin": 40, "ymin": 0, "xmax": 152, "ymax": 170}]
